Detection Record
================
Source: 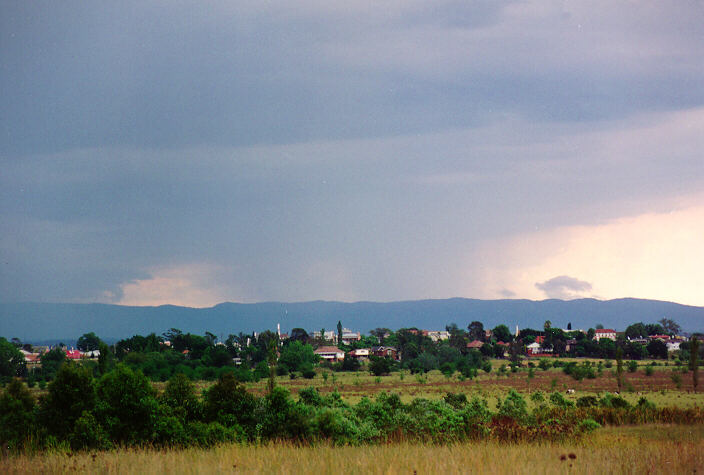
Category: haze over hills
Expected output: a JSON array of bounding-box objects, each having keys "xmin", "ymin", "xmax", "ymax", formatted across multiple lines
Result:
[{"xmin": 1, "ymin": 298, "xmax": 703, "ymax": 343}]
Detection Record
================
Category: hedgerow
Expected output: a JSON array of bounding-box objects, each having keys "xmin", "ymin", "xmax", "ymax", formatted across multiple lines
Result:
[{"xmin": 1, "ymin": 366, "xmax": 703, "ymax": 453}]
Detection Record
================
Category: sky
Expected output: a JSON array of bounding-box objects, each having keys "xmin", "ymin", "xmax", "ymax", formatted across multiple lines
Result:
[{"xmin": 1, "ymin": 1, "xmax": 704, "ymax": 307}]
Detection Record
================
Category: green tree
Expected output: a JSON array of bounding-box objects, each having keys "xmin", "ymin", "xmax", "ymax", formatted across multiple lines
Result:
[
  {"xmin": 161, "ymin": 372, "xmax": 201, "ymax": 421},
  {"xmin": 370, "ymin": 328, "xmax": 390, "ymax": 344},
  {"xmin": 39, "ymin": 347, "xmax": 66, "ymax": 379},
  {"xmin": 646, "ymin": 339, "xmax": 668, "ymax": 359},
  {"xmin": 289, "ymin": 328, "xmax": 309, "ymax": 343},
  {"xmin": 492, "ymin": 324, "xmax": 513, "ymax": 343},
  {"xmin": 0, "ymin": 379, "xmax": 36, "ymax": 448},
  {"xmin": 369, "ymin": 356, "xmax": 393, "ymax": 376},
  {"xmin": 203, "ymin": 372, "xmax": 258, "ymax": 435},
  {"xmin": 659, "ymin": 318, "xmax": 681, "ymax": 335},
  {"xmin": 337, "ymin": 321, "xmax": 343, "ymax": 346},
  {"xmin": 278, "ymin": 341, "xmax": 318, "ymax": 374},
  {"xmin": 95, "ymin": 365, "xmax": 159, "ymax": 443},
  {"xmin": 76, "ymin": 332, "xmax": 102, "ymax": 351},
  {"xmin": 690, "ymin": 336, "xmax": 700, "ymax": 393},
  {"xmin": 97, "ymin": 341, "xmax": 114, "ymax": 375},
  {"xmin": 40, "ymin": 363, "xmax": 96, "ymax": 438},
  {"xmin": 467, "ymin": 321, "xmax": 485, "ymax": 342},
  {"xmin": 0, "ymin": 337, "xmax": 26, "ymax": 380},
  {"xmin": 625, "ymin": 322, "xmax": 647, "ymax": 339}
]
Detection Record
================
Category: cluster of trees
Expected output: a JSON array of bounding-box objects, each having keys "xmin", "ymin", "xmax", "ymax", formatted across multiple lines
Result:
[{"xmin": 1, "ymin": 361, "xmax": 611, "ymax": 452}]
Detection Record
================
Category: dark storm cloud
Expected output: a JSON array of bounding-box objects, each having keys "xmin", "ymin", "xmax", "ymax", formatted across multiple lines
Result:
[{"xmin": 2, "ymin": 1, "xmax": 704, "ymax": 304}]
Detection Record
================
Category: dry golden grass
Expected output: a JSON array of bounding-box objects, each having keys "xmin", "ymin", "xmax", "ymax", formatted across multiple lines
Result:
[{"xmin": 3, "ymin": 425, "xmax": 703, "ymax": 474}]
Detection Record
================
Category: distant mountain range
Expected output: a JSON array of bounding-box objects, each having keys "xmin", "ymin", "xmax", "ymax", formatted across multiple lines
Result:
[{"xmin": 1, "ymin": 298, "xmax": 703, "ymax": 343}]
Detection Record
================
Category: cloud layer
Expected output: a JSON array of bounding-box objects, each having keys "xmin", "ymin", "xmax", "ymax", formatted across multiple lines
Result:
[{"xmin": 1, "ymin": 1, "xmax": 704, "ymax": 306}]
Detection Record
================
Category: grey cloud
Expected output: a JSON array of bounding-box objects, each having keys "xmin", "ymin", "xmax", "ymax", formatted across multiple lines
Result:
[
  {"xmin": 2, "ymin": 1, "xmax": 704, "ymax": 304},
  {"xmin": 2, "ymin": 1, "xmax": 704, "ymax": 155},
  {"xmin": 535, "ymin": 276, "xmax": 593, "ymax": 300}
]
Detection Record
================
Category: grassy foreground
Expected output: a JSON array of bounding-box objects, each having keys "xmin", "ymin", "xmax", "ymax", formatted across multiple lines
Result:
[{"xmin": 3, "ymin": 425, "xmax": 703, "ymax": 474}]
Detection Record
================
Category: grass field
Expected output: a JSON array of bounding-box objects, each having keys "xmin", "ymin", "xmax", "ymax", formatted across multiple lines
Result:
[
  {"xmin": 226, "ymin": 364, "xmax": 704, "ymax": 408},
  {"xmin": 3, "ymin": 425, "xmax": 703, "ymax": 474}
]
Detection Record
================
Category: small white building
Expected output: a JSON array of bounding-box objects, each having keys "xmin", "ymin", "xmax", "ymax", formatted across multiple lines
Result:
[
  {"xmin": 527, "ymin": 342, "xmax": 542, "ymax": 355},
  {"xmin": 594, "ymin": 329, "xmax": 617, "ymax": 341},
  {"xmin": 425, "ymin": 331, "xmax": 450, "ymax": 342},
  {"xmin": 314, "ymin": 346, "xmax": 345, "ymax": 361},
  {"xmin": 666, "ymin": 340, "xmax": 681, "ymax": 352},
  {"xmin": 349, "ymin": 348, "xmax": 370, "ymax": 360}
]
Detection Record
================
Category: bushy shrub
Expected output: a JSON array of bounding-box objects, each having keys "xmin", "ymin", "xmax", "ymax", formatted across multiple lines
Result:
[
  {"xmin": 497, "ymin": 389, "xmax": 529, "ymax": 424},
  {"xmin": 577, "ymin": 418, "xmax": 601, "ymax": 433},
  {"xmin": 161, "ymin": 372, "xmax": 201, "ymax": 421},
  {"xmin": 369, "ymin": 356, "xmax": 393, "ymax": 376},
  {"xmin": 203, "ymin": 372, "xmax": 258, "ymax": 436},
  {"xmin": 95, "ymin": 364, "xmax": 160, "ymax": 444},
  {"xmin": 530, "ymin": 390, "xmax": 545, "ymax": 404},
  {"xmin": 444, "ymin": 392, "xmax": 468, "ymax": 409},
  {"xmin": 0, "ymin": 379, "xmax": 36, "ymax": 449},
  {"xmin": 69, "ymin": 410, "xmax": 111, "ymax": 450},
  {"xmin": 576, "ymin": 396, "xmax": 598, "ymax": 408},
  {"xmin": 549, "ymin": 391, "xmax": 574, "ymax": 408},
  {"xmin": 627, "ymin": 361, "xmax": 638, "ymax": 373},
  {"xmin": 599, "ymin": 393, "xmax": 630, "ymax": 409},
  {"xmin": 40, "ymin": 363, "xmax": 96, "ymax": 439},
  {"xmin": 297, "ymin": 386, "xmax": 322, "ymax": 407},
  {"xmin": 185, "ymin": 421, "xmax": 244, "ymax": 447}
]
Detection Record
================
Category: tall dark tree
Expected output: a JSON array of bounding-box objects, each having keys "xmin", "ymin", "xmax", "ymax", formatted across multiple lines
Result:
[
  {"xmin": 616, "ymin": 347, "xmax": 624, "ymax": 392},
  {"xmin": 646, "ymin": 339, "xmax": 668, "ymax": 359},
  {"xmin": 659, "ymin": 318, "xmax": 681, "ymax": 335},
  {"xmin": 370, "ymin": 328, "xmax": 390, "ymax": 344},
  {"xmin": 690, "ymin": 336, "xmax": 700, "ymax": 393},
  {"xmin": 567, "ymin": 322, "xmax": 572, "ymax": 330},
  {"xmin": 337, "ymin": 321, "xmax": 343, "ymax": 345},
  {"xmin": 467, "ymin": 321, "xmax": 485, "ymax": 342},
  {"xmin": 445, "ymin": 323, "xmax": 467, "ymax": 353},
  {"xmin": 0, "ymin": 337, "xmax": 26, "ymax": 379},
  {"xmin": 204, "ymin": 331, "xmax": 218, "ymax": 346},
  {"xmin": 289, "ymin": 328, "xmax": 309, "ymax": 343},
  {"xmin": 77, "ymin": 332, "xmax": 102, "ymax": 351},
  {"xmin": 625, "ymin": 323, "xmax": 647, "ymax": 339},
  {"xmin": 492, "ymin": 324, "xmax": 513, "ymax": 343}
]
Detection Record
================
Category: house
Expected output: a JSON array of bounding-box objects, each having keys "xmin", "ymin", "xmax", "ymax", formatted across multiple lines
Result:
[
  {"xmin": 371, "ymin": 346, "xmax": 398, "ymax": 360},
  {"xmin": 666, "ymin": 340, "xmax": 681, "ymax": 352},
  {"xmin": 425, "ymin": 330, "xmax": 450, "ymax": 342},
  {"xmin": 314, "ymin": 346, "xmax": 345, "ymax": 362},
  {"xmin": 565, "ymin": 338, "xmax": 577, "ymax": 352},
  {"xmin": 341, "ymin": 329, "xmax": 361, "ymax": 345},
  {"xmin": 466, "ymin": 340, "xmax": 484, "ymax": 350},
  {"xmin": 82, "ymin": 349, "xmax": 101, "ymax": 358},
  {"xmin": 349, "ymin": 348, "xmax": 370, "ymax": 360},
  {"xmin": 65, "ymin": 349, "xmax": 82, "ymax": 360},
  {"xmin": 312, "ymin": 330, "xmax": 338, "ymax": 344},
  {"xmin": 20, "ymin": 350, "xmax": 41, "ymax": 365},
  {"xmin": 527, "ymin": 342, "xmax": 542, "ymax": 355},
  {"xmin": 649, "ymin": 334, "xmax": 670, "ymax": 341},
  {"xmin": 594, "ymin": 329, "xmax": 617, "ymax": 341}
]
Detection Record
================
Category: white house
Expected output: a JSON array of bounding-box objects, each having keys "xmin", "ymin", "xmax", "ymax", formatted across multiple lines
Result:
[
  {"xmin": 527, "ymin": 342, "xmax": 542, "ymax": 355},
  {"xmin": 594, "ymin": 329, "xmax": 617, "ymax": 341},
  {"xmin": 349, "ymin": 348, "xmax": 370, "ymax": 360},
  {"xmin": 425, "ymin": 330, "xmax": 450, "ymax": 342},
  {"xmin": 314, "ymin": 346, "xmax": 345, "ymax": 361}
]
